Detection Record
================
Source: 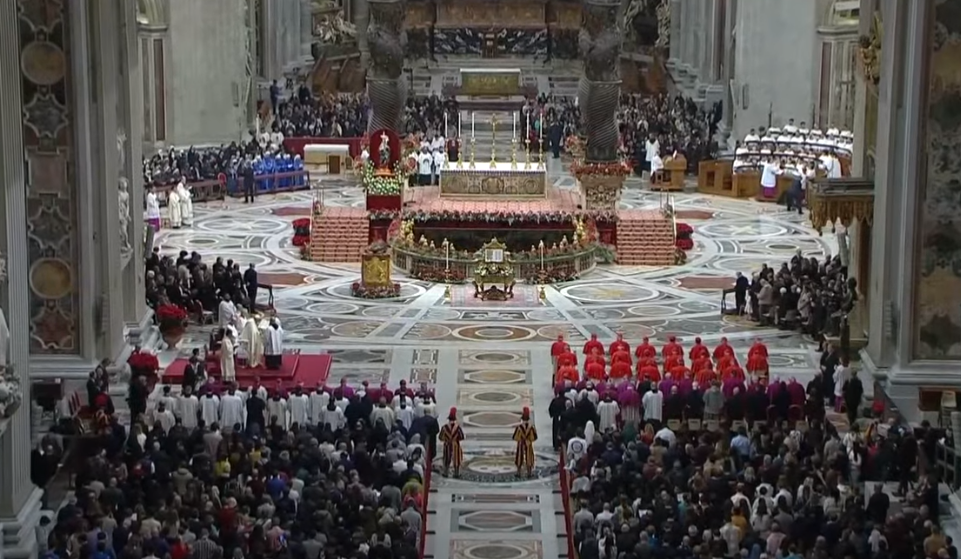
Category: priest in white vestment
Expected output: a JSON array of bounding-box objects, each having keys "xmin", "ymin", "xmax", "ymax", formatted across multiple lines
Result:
[
  {"xmin": 239, "ymin": 314, "xmax": 265, "ymax": 368},
  {"xmin": 264, "ymin": 319, "xmax": 284, "ymax": 370},
  {"xmin": 145, "ymin": 186, "xmax": 162, "ymax": 231},
  {"xmin": 219, "ymin": 388, "xmax": 245, "ymax": 431},
  {"xmin": 177, "ymin": 181, "xmax": 194, "ymax": 226},
  {"xmin": 201, "ymin": 392, "xmax": 220, "ymax": 426},
  {"xmin": 178, "ymin": 389, "xmax": 200, "ymax": 429},
  {"xmin": 218, "ymin": 296, "xmax": 240, "ymax": 330},
  {"xmin": 597, "ymin": 395, "xmax": 619, "ymax": 432},
  {"xmin": 220, "ymin": 330, "xmax": 237, "ymax": 383},
  {"xmin": 288, "ymin": 386, "xmax": 309, "ymax": 427},
  {"xmin": 167, "ymin": 187, "xmax": 182, "ymax": 228},
  {"xmin": 642, "ymin": 385, "xmax": 663, "ymax": 422}
]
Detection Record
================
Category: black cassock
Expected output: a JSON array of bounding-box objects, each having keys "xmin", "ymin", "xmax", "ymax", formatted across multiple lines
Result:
[{"xmin": 548, "ymin": 395, "xmax": 568, "ymax": 448}]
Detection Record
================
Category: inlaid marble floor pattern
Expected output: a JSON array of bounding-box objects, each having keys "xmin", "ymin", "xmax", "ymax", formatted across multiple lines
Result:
[{"xmin": 155, "ymin": 176, "xmax": 846, "ymax": 559}]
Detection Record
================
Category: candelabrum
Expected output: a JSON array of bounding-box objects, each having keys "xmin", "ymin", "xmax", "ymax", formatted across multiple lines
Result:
[
  {"xmin": 524, "ymin": 138, "xmax": 532, "ymax": 169},
  {"xmin": 468, "ymin": 136, "xmax": 476, "ymax": 169},
  {"xmin": 538, "ymin": 135, "xmax": 545, "ymax": 169},
  {"xmin": 510, "ymin": 138, "xmax": 518, "ymax": 170},
  {"xmin": 443, "ymin": 150, "xmax": 450, "ymax": 170},
  {"xmin": 456, "ymin": 139, "xmax": 464, "ymax": 169},
  {"xmin": 490, "ymin": 114, "xmax": 498, "ymax": 164}
]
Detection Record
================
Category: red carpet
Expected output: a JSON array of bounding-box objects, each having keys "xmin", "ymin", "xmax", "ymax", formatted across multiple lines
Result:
[{"xmin": 162, "ymin": 352, "xmax": 332, "ymax": 390}]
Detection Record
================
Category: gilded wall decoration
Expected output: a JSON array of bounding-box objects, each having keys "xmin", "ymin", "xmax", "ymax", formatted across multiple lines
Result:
[
  {"xmin": 18, "ymin": 0, "xmax": 80, "ymax": 354},
  {"xmin": 435, "ymin": 1, "xmax": 545, "ymax": 29},
  {"xmin": 915, "ymin": 0, "xmax": 961, "ymax": 358}
]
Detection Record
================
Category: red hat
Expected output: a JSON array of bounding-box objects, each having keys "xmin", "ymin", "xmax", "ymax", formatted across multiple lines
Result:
[
  {"xmin": 448, "ymin": 407, "xmax": 457, "ymax": 420},
  {"xmin": 521, "ymin": 407, "xmax": 530, "ymax": 420}
]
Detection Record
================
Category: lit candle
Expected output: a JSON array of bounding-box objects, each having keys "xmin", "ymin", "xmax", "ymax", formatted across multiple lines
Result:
[
  {"xmin": 471, "ymin": 112, "xmax": 475, "ymax": 137},
  {"xmin": 539, "ymin": 240, "xmax": 545, "ymax": 269},
  {"xmin": 458, "ymin": 111, "xmax": 461, "ymax": 139},
  {"xmin": 527, "ymin": 111, "xmax": 531, "ymax": 147},
  {"xmin": 513, "ymin": 112, "xmax": 517, "ymax": 141},
  {"xmin": 444, "ymin": 112, "xmax": 449, "ymax": 139},
  {"xmin": 540, "ymin": 110, "xmax": 545, "ymax": 142}
]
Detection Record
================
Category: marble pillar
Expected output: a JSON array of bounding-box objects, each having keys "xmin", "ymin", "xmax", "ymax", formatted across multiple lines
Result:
[
  {"xmin": 289, "ymin": 0, "xmax": 301, "ymax": 68},
  {"xmin": 355, "ymin": 0, "xmax": 370, "ymax": 69},
  {"xmin": 301, "ymin": 0, "xmax": 314, "ymax": 59},
  {"xmin": 0, "ymin": 1, "xmax": 44, "ymax": 556},
  {"xmin": 912, "ymin": 0, "xmax": 961, "ymax": 361},
  {"xmin": 667, "ymin": 0, "xmax": 682, "ymax": 67}
]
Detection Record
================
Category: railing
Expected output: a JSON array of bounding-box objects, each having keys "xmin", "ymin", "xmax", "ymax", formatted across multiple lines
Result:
[
  {"xmin": 283, "ymin": 137, "xmax": 364, "ymax": 159},
  {"xmin": 559, "ymin": 447, "xmax": 577, "ymax": 559},
  {"xmin": 223, "ymin": 170, "xmax": 311, "ymax": 197},
  {"xmin": 391, "ymin": 244, "xmax": 598, "ymax": 283},
  {"xmin": 419, "ymin": 449, "xmax": 432, "ymax": 559}
]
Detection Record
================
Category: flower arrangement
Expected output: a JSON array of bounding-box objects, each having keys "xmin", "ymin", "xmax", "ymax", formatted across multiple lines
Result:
[
  {"xmin": 564, "ymin": 135, "xmax": 584, "ymax": 157},
  {"xmin": 351, "ymin": 281, "xmax": 402, "ymax": 299},
  {"xmin": 570, "ymin": 160, "xmax": 633, "ymax": 179},
  {"xmin": 371, "ymin": 209, "xmax": 621, "ymax": 225},
  {"xmin": 675, "ymin": 222, "xmax": 694, "ymax": 251},
  {"xmin": 525, "ymin": 267, "xmax": 579, "ymax": 284},
  {"xmin": 0, "ymin": 367, "xmax": 23, "ymax": 419},
  {"xmin": 155, "ymin": 304, "xmax": 188, "ymax": 331},
  {"xmin": 361, "ymin": 161, "xmax": 409, "ymax": 195},
  {"xmin": 411, "ymin": 265, "xmax": 468, "ymax": 284},
  {"xmin": 292, "ymin": 218, "xmax": 311, "ymax": 247},
  {"xmin": 475, "ymin": 263, "xmax": 514, "ymax": 277},
  {"xmin": 127, "ymin": 349, "xmax": 159, "ymax": 374}
]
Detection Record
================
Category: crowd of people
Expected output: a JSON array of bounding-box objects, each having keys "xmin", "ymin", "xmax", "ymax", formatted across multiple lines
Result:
[
  {"xmin": 549, "ymin": 333, "xmax": 949, "ymax": 559},
  {"xmin": 44, "ymin": 374, "xmax": 435, "ymax": 559},
  {"xmin": 622, "ymin": 94, "xmax": 721, "ymax": 175},
  {"xmin": 144, "ymin": 248, "xmax": 260, "ymax": 321}
]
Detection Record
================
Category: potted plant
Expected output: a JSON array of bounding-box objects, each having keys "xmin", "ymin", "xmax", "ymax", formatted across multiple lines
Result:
[
  {"xmin": 127, "ymin": 349, "xmax": 160, "ymax": 381},
  {"xmin": 156, "ymin": 304, "xmax": 188, "ymax": 348}
]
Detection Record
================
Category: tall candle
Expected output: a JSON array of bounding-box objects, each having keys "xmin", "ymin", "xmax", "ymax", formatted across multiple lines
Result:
[
  {"xmin": 471, "ymin": 112, "xmax": 475, "ymax": 137},
  {"xmin": 513, "ymin": 112, "xmax": 517, "ymax": 140},
  {"xmin": 458, "ymin": 111, "xmax": 461, "ymax": 138},
  {"xmin": 444, "ymin": 113, "xmax": 449, "ymax": 138}
]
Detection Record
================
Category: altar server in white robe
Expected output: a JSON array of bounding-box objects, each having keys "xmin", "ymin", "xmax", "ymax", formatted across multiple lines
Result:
[
  {"xmin": 220, "ymin": 330, "xmax": 237, "ymax": 383},
  {"xmin": 145, "ymin": 186, "xmax": 162, "ymax": 231},
  {"xmin": 267, "ymin": 394, "xmax": 289, "ymax": 429},
  {"xmin": 178, "ymin": 387, "xmax": 200, "ymax": 429},
  {"xmin": 158, "ymin": 386, "xmax": 178, "ymax": 415},
  {"xmin": 167, "ymin": 186, "xmax": 182, "ymax": 228},
  {"xmin": 264, "ymin": 319, "xmax": 285, "ymax": 370},
  {"xmin": 396, "ymin": 398, "xmax": 415, "ymax": 430},
  {"xmin": 219, "ymin": 295, "xmax": 240, "ymax": 330},
  {"xmin": 334, "ymin": 393, "xmax": 350, "ymax": 414},
  {"xmin": 177, "ymin": 181, "xmax": 194, "ymax": 227},
  {"xmin": 415, "ymin": 395, "xmax": 436, "ymax": 418},
  {"xmin": 310, "ymin": 385, "xmax": 330, "ymax": 425},
  {"xmin": 153, "ymin": 402, "xmax": 176, "ymax": 433},
  {"xmin": 239, "ymin": 313, "xmax": 265, "ymax": 368},
  {"xmin": 219, "ymin": 388, "xmax": 245, "ymax": 432},
  {"xmin": 288, "ymin": 386, "xmax": 310, "ymax": 427},
  {"xmin": 321, "ymin": 400, "xmax": 346, "ymax": 431},
  {"xmin": 370, "ymin": 400, "xmax": 396, "ymax": 428},
  {"xmin": 597, "ymin": 394, "xmax": 620, "ymax": 432},
  {"xmin": 201, "ymin": 392, "xmax": 220, "ymax": 427},
  {"xmin": 642, "ymin": 384, "xmax": 663, "ymax": 422}
]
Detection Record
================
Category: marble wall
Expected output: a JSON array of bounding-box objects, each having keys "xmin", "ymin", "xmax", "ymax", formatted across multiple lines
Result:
[
  {"xmin": 166, "ymin": 0, "xmax": 250, "ymax": 145},
  {"xmin": 914, "ymin": 0, "xmax": 961, "ymax": 359}
]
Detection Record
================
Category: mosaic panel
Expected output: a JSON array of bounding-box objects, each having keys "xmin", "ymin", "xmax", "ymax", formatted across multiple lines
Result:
[
  {"xmin": 411, "ymin": 367, "xmax": 437, "ymax": 383},
  {"xmin": 449, "ymin": 540, "xmax": 542, "ymax": 559},
  {"xmin": 452, "ymin": 509, "xmax": 538, "ymax": 533},
  {"xmin": 457, "ymin": 387, "xmax": 534, "ymax": 408},
  {"xmin": 326, "ymin": 367, "xmax": 391, "ymax": 386},
  {"xmin": 437, "ymin": 450, "xmax": 558, "ymax": 485},
  {"xmin": 327, "ymin": 348, "xmax": 391, "ymax": 364},
  {"xmin": 459, "ymin": 409, "xmax": 531, "ymax": 429},
  {"xmin": 459, "ymin": 369, "xmax": 531, "ymax": 385},
  {"xmin": 915, "ymin": 0, "xmax": 961, "ymax": 358},
  {"xmin": 412, "ymin": 349, "xmax": 439, "ymax": 365},
  {"xmin": 451, "ymin": 494, "xmax": 541, "ymax": 504},
  {"xmin": 21, "ymin": 0, "xmax": 80, "ymax": 353},
  {"xmin": 460, "ymin": 350, "xmax": 531, "ymax": 366}
]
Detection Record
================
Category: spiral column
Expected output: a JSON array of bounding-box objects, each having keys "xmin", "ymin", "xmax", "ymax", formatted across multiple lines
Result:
[{"xmin": 366, "ymin": 0, "xmax": 407, "ymax": 134}]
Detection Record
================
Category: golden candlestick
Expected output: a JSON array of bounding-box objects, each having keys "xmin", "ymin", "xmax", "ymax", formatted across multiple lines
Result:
[
  {"xmin": 443, "ymin": 150, "xmax": 450, "ymax": 170},
  {"xmin": 538, "ymin": 134, "xmax": 545, "ymax": 170},
  {"xmin": 524, "ymin": 138, "xmax": 532, "ymax": 169},
  {"xmin": 456, "ymin": 139, "xmax": 464, "ymax": 169},
  {"xmin": 469, "ymin": 136, "xmax": 476, "ymax": 169},
  {"xmin": 510, "ymin": 138, "xmax": 518, "ymax": 170},
  {"xmin": 490, "ymin": 114, "xmax": 498, "ymax": 164}
]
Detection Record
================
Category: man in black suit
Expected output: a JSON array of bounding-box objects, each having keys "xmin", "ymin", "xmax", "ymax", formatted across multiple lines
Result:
[
  {"xmin": 243, "ymin": 263, "xmax": 258, "ymax": 313},
  {"xmin": 243, "ymin": 162, "xmax": 255, "ymax": 203},
  {"xmin": 734, "ymin": 272, "xmax": 750, "ymax": 315}
]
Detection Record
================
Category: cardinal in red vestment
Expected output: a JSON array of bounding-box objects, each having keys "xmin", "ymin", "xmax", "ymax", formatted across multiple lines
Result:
[
  {"xmin": 583, "ymin": 333, "xmax": 604, "ymax": 356},
  {"xmin": 713, "ymin": 337, "xmax": 734, "ymax": 360},
  {"xmin": 610, "ymin": 359, "xmax": 632, "ymax": 380},
  {"xmin": 689, "ymin": 337, "xmax": 710, "ymax": 361},
  {"xmin": 634, "ymin": 337, "xmax": 656, "ymax": 360},
  {"xmin": 609, "ymin": 332, "xmax": 630, "ymax": 355},
  {"xmin": 662, "ymin": 336, "xmax": 683, "ymax": 359},
  {"xmin": 585, "ymin": 360, "xmax": 606, "ymax": 381}
]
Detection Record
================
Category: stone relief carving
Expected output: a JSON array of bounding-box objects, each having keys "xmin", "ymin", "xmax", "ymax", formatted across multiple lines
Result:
[
  {"xmin": 118, "ymin": 177, "xmax": 132, "ymax": 254},
  {"xmin": 578, "ymin": 0, "xmax": 622, "ymax": 162},
  {"xmin": 367, "ymin": 0, "xmax": 408, "ymax": 132},
  {"xmin": 655, "ymin": 0, "xmax": 670, "ymax": 49},
  {"xmin": 0, "ymin": 366, "xmax": 23, "ymax": 419}
]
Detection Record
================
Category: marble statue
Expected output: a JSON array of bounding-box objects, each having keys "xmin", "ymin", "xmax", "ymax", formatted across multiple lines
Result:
[
  {"xmin": 378, "ymin": 132, "xmax": 392, "ymax": 168},
  {"xmin": 578, "ymin": 0, "xmax": 622, "ymax": 162},
  {"xmin": 0, "ymin": 307, "xmax": 8, "ymax": 368},
  {"xmin": 118, "ymin": 177, "xmax": 132, "ymax": 253},
  {"xmin": 0, "ymin": 367, "xmax": 22, "ymax": 419},
  {"xmin": 367, "ymin": 0, "xmax": 408, "ymax": 133},
  {"xmin": 177, "ymin": 181, "xmax": 194, "ymax": 227}
]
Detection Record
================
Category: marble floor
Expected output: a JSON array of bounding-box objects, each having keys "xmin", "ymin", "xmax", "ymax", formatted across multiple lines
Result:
[{"xmin": 155, "ymin": 166, "xmax": 842, "ymax": 559}]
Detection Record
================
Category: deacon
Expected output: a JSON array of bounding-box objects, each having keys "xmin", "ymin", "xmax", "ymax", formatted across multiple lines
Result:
[
  {"xmin": 264, "ymin": 318, "xmax": 284, "ymax": 370},
  {"xmin": 513, "ymin": 407, "xmax": 538, "ymax": 477},
  {"xmin": 439, "ymin": 407, "xmax": 465, "ymax": 477}
]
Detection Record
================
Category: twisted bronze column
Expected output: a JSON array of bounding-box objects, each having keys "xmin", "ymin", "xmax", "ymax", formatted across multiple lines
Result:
[
  {"xmin": 578, "ymin": 0, "xmax": 623, "ymax": 163},
  {"xmin": 367, "ymin": 0, "xmax": 407, "ymax": 133}
]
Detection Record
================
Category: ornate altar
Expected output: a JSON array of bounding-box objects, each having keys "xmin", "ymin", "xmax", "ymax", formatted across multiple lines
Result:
[
  {"xmin": 473, "ymin": 239, "xmax": 516, "ymax": 301},
  {"xmin": 354, "ymin": 241, "xmax": 400, "ymax": 298},
  {"xmin": 440, "ymin": 162, "xmax": 546, "ymax": 198}
]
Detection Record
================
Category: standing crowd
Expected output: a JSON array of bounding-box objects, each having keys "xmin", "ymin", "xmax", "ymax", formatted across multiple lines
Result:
[{"xmin": 550, "ymin": 334, "xmax": 949, "ymax": 559}]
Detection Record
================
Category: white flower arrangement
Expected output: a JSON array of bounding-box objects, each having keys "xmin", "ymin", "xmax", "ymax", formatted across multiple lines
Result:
[{"xmin": 0, "ymin": 366, "xmax": 23, "ymax": 419}]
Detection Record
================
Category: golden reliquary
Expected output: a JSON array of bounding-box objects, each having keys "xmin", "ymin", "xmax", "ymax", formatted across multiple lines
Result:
[
  {"xmin": 362, "ymin": 252, "xmax": 392, "ymax": 287},
  {"xmin": 473, "ymin": 238, "xmax": 516, "ymax": 300}
]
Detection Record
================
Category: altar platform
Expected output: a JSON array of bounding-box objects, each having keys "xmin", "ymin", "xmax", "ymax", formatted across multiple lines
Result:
[
  {"xmin": 439, "ymin": 162, "xmax": 547, "ymax": 198},
  {"xmin": 161, "ymin": 350, "xmax": 332, "ymax": 391},
  {"xmin": 407, "ymin": 184, "xmax": 578, "ymax": 217}
]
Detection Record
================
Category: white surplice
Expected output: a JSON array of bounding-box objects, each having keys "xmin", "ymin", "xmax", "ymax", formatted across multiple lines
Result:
[
  {"xmin": 597, "ymin": 400, "xmax": 620, "ymax": 432},
  {"xmin": 321, "ymin": 405, "xmax": 345, "ymax": 431},
  {"xmin": 642, "ymin": 389, "xmax": 663, "ymax": 421},
  {"xmin": 178, "ymin": 395, "xmax": 200, "ymax": 429},
  {"xmin": 310, "ymin": 391, "xmax": 330, "ymax": 424},
  {"xmin": 219, "ymin": 392, "xmax": 245, "ymax": 431},
  {"xmin": 218, "ymin": 300, "xmax": 238, "ymax": 329},
  {"xmin": 154, "ymin": 409, "xmax": 176, "ymax": 433},
  {"xmin": 240, "ymin": 318, "xmax": 265, "ymax": 367},
  {"xmin": 167, "ymin": 188, "xmax": 182, "ymax": 227},
  {"xmin": 201, "ymin": 394, "xmax": 220, "ymax": 426},
  {"xmin": 220, "ymin": 337, "xmax": 236, "ymax": 383},
  {"xmin": 396, "ymin": 405, "xmax": 415, "ymax": 430},
  {"xmin": 145, "ymin": 192, "xmax": 161, "ymax": 221},
  {"xmin": 288, "ymin": 393, "xmax": 309, "ymax": 427},
  {"xmin": 264, "ymin": 323, "xmax": 284, "ymax": 357},
  {"xmin": 267, "ymin": 397, "xmax": 288, "ymax": 429},
  {"xmin": 178, "ymin": 183, "xmax": 194, "ymax": 226}
]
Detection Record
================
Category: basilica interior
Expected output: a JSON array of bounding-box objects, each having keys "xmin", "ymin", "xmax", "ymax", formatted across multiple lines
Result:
[{"xmin": 0, "ymin": 0, "xmax": 960, "ymax": 558}]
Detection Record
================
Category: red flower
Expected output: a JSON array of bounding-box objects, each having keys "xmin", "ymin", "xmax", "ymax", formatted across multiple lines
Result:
[
  {"xmin": 675, "ymin": 238, "xmax": 694, "ymax": 251},
  {"xmin": 128, "ymin": 350, "xmax": 159, "ymax": 372},
  {"xmin": 675, "ymin": 222, "xmax": 694, "ymax": 236},
  {"xmin": 292, "ymin": 218, "xmax": 311, "ymax": 229},
  {"xmin": 156, "ymin": 304, "xmax": 187, "ymax": 324}
]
